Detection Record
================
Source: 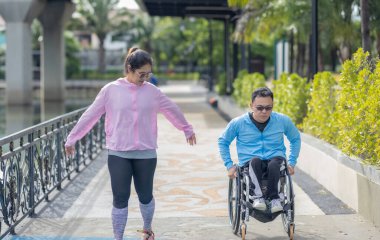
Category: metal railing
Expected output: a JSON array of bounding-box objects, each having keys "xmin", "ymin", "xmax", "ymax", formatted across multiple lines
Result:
[{"xmin": 0, "ymin": 107, "xmax": 105, "ymax": 238}]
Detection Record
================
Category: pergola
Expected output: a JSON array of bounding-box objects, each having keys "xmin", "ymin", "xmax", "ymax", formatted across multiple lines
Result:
[
  {"xmin": 136, "ymin": 0, "xmax": 246, "ymax": 93},
  {"xmin": 137, "ymin": 0, "xmax": 235, "ymax": 18}
]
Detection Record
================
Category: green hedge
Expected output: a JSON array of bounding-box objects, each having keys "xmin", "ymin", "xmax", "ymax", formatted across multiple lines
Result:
[
  {"xmin": 273, "ymin": 73, "xmax": 310, "ymax": 125},
  {"xmin": 334, "ymin": 49, "xmax": 380, "ymax": 166},
  {"xmin": 70, "ymin": 70, "xmax": 124, "ymax": 80},
  {"xmin": 232, "ymin": 70, "xmax": 266, "ymax": 108},
  {"xmin": 302, "ymin": 72, "xmax": 338, "ymax": 143},
  {"xmin": 155, "ymin": 72, "xmax": 200, "ymax": 80},
  {"xmin": 216, "ymin": 72, "xmax": 226, "ymax": 95}
]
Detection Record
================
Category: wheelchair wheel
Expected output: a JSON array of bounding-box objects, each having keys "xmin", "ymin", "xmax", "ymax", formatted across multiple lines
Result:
[
  {"xmin": 228, "ymin": 173, "xmax": 241, "ymax": 234},
  {"xmin": 281, "ymin": 173, "xmax": 295, "ymax": 239}
]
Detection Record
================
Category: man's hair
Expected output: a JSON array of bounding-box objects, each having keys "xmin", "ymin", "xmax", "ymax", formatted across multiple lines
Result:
[{"xmin": 251, "ymin": 87, "xmax": 274, "ymax": 102}]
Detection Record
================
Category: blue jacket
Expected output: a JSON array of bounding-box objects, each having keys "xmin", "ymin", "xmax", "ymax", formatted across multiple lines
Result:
[{"xmin": 218, "ymin": 112, "xmax": 301, "ymax": 170}]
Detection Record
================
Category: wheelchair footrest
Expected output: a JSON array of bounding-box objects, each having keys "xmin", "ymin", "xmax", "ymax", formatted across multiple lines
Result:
[{"xmin": 250, "ymin": 208, "xmax": 283, "ymax": 223}]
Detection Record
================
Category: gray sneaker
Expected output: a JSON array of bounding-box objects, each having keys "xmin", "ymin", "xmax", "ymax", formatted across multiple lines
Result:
[
  {"xmin": 253, "ymin": 198, "xmax": 266, "ymax": 211},
  {"xmin": 270, "ymin": 198, "xmax": 283, "ymax": 213}
]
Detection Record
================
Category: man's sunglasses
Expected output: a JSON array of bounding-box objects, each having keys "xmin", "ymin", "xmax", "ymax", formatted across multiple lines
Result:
[{"xmin": 255, "ymin": 106, "xmax": 273, "ymax": 112}]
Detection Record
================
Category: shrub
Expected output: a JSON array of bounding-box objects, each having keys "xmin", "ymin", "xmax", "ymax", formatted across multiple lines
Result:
[
  {"xmin": 232, "ymin": 69, "xmax": 248, "ymax": 105},
  {"xmin": 302, "ymin": 72, "xmax": 338, "ymax": 143},
  {"xmin": 273, "ymin": 73, "xmax": 310, "ymax": 125},
  {"xmin": 334, "ymin": 48, "xmax": 380, "ymax": 166},
  {"xmin": 232, "ymin": 71, "xmax": 266, "ymax": 107},
  {"xmin": 242, "ymin": 73, "xmax": 266, "ymax": 107},
  {"xmin": 155, "ymin": 72, "xmax": 200, "ymax": 80},
  {"xmin": 216, "ymin": 72, "xmax": 226, "ymax": 95}
]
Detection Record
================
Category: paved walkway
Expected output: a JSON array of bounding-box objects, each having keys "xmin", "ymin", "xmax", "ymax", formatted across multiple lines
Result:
[{"xmin": 8, "ymin": 81, "xmax": 380, "ymax": 239}]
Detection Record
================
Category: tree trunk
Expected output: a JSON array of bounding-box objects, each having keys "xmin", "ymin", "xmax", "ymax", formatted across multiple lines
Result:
[
  {"xmin": 296, "ymin": 42, "xmax": 306, "ymax": 77},
  {"xmin": 330, "ymin": 47, "xmax": 338, "ymax": 72},
  {"xmin": 318, "ymin": 40, "xmax": 324, "ymax": 71},
  {"xmin": 360, "ymin": 0, "xmax": 371, "ymax": 53},
  {"xmin": 98, "ymin": 37, "xmax": 106, "ymax": 73},
  {"xmin": 289, "ymin": 30, "xmax": 294, "ymax": 73},
  {"xmin": 338, "ymin": 43, "xmax": 351, "ymax": 63},
  {"xmin": 376, "ymin": 30, "xmax": 380, "ymax": 56}
]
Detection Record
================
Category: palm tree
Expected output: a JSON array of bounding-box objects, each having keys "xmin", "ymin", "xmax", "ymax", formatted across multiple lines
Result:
[{"xmin": 73, "ymin": 0, "xmax": 124, "ymax": 73}]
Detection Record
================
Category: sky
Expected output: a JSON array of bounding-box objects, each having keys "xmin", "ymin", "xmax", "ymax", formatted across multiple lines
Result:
[{"xmin": 117, "ymin": 0, "xmax": 139, "ymax": 9}]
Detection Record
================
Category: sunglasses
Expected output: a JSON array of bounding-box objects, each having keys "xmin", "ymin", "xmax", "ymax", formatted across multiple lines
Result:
[
  {"xmin": 136, "ymin": 71, "xmax": 153, "ymax": 79},
  {"xmin": 254, "ymin": 106, "xmax": 273, "ymax": 112}
]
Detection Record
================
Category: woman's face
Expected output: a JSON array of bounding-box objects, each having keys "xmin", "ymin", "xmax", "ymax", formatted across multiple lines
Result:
[{"xmin": 128, "ymin": 64, "xmax": 152, "ymax": 86}]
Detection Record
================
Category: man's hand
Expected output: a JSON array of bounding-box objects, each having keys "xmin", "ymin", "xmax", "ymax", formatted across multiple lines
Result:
[
  {"xmin": 288, "ymin": 165, "xmax": 295, "ymax": 175},
  {"xmin": 228, "ymin": 166, "xmax": 237, "ymax": 179},
  {"xmin": 65, "ymin": 145, "xmax": 75, "ymax": 157},
  {"xmin": 187, "ymin": 134, "xmax": 197, "ymax": 145}
]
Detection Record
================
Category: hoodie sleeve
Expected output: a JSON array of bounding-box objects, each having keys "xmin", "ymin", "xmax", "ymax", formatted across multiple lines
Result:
[
  {"xmin": 65, "ymin": 86, "xmax": 107, "ymax": 147},
  {"xmin": 158, "ymin": 90, "xmax": 194, "ymax": 138},
  {"xmin": 218, "ymin": 119, "xmax": 238, "ymax": 170},
  {"xmin": 284, "ymin": 116, "xmax": 301, "ymax": 167}
]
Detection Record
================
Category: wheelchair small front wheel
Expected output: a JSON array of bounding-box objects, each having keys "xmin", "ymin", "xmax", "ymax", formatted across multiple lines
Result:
[
  {"xmin": 240, "ymin": 223, "xmax": 247, "ymax": 240},
  {"xmin": 288, "ymin": 223, "xmax": 295, "ymax": 240}
]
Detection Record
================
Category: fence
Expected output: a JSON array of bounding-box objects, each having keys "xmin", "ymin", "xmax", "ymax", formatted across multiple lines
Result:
[{"xmin": 0, "ymin": 107, "xmax": 105, "ymax": 238}]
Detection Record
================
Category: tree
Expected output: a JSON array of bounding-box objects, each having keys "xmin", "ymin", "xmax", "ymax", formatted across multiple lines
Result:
[{"xmin": 70, "ymin": 0, "xmax": 125, "ymax": 73}]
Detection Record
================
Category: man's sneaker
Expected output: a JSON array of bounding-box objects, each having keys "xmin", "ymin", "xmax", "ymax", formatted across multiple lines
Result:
[
  {"xmin": 252, "ymin": 198, "xmax": 266, "ymax": 211},
  {"xmin": 270, "ymin": 198, "xmax": 283, "ymax": 213}
]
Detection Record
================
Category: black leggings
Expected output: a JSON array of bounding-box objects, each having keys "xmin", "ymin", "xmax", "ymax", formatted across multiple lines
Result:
[{"xmin": 108, "ymin": 155, "xmax": 157, "ymax": 208}]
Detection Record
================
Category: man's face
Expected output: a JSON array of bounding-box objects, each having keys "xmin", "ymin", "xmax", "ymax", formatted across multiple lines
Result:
[{"xmin": 250, "ymin": 96, "xmax": 273, "ymax": 123}]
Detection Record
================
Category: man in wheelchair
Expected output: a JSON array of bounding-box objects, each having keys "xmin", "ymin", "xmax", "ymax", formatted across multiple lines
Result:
[{"xmin": 218, "ymin": 87, "xmax": 301, "ymax": 214}]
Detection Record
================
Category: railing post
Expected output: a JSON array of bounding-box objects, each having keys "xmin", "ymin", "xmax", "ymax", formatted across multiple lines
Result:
[
  {"xmin": 56, "ymin": 121, "xmax": 62, "ymax": 190},
  {"xmin": 75, "ymin": 143, "xmax": 80, "ymax": 173},
  {"xmin": 27, "ymin": 133, "xmax": 35, "ymax": 217},
  {"xmin": 100, "ymin": 119, "xmax": 105, "ymax": 149},
  {"xmin": 89, "ymin": 131, "xmax": 93, "ymax": 160}
]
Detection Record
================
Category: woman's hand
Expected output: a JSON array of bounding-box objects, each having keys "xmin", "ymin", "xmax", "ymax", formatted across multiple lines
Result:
[
  {"xmin": 65, "ymin": 145, "xmax": 75, "ymax": 157},
  {"xmin": 288, "ymin": 165, "xmax": 295, "ymax": 175},
  {"xmin": 228, "ymin": 166, "xmax": 237, "ymax": 179},
  {"xmin": 187, "ymin": 134, "xmax": 197, "ymax": 145}
]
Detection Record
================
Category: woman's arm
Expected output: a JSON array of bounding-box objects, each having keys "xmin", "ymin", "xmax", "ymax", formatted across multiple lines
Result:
[
  {"xmin": 158, "ymin": 90, "xmax": 194, "ymax": 139},
  {"xmin": 65, "ymin": 87, "xmax": 107, "ymax": 148}
]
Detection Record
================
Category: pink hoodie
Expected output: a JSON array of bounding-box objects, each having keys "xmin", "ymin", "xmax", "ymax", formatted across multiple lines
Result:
[{"xmin": 65, "ymin": 78, "xmax": 194, "ymax": 150}]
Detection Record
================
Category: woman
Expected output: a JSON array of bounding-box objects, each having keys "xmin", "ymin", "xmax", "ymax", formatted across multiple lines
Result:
[{"xmin": 65, "ymin": 47, "xmax": 196, "ymax": 240}]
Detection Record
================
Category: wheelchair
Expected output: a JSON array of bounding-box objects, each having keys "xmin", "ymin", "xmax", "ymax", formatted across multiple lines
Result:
[{"xmin": 228, "ymin": 160, "xmax": 295, "ymax": 240}]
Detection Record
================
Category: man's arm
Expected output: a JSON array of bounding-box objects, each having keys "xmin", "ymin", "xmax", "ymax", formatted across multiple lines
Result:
[
  {"xmin": 218, "ymin": 120, "xmax": 238, "ymax": 170},
  {"xmin": 284, "ymin": 116, "xmax": 301, "ymax": 168}
]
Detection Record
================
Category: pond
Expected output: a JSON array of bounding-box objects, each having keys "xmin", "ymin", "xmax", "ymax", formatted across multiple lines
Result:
[{"xmin": 0, "ymin": 87, "xmax": 101, "ymax": 138}]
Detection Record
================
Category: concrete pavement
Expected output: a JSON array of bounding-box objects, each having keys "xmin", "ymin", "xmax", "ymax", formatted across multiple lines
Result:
[{"xmin": 7, "ymin": 81, "xmax": 380, "ymax": 240}]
